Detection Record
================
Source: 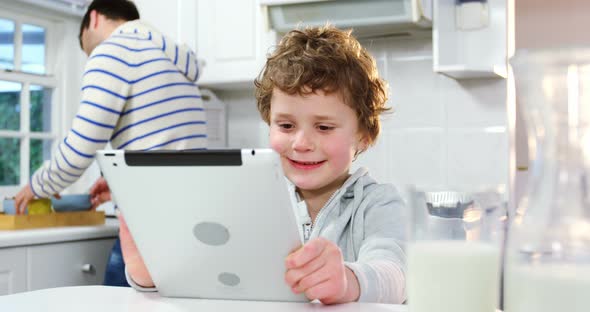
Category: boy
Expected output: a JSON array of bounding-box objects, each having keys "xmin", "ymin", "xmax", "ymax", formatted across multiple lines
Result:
[
  {"xmin": 255, "ymin": 25, "xmax": 407, "ymax": 304},
  {"xmin": 121, "ymin": 25, "xmax": 407, "ymax": 304}
]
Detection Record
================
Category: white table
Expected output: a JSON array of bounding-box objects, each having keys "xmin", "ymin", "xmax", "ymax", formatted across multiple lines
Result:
[{"xmin": 0, "ymin": 286, "xmax": 407, "ymax": 312}]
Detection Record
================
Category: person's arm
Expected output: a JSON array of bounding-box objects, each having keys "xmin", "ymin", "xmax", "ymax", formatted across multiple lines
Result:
[
  {"xmin": 27, "ymin": 43, "xmax": 130, "ymax": 200},
  {"xmin": 343, "ymin": 185, "xmax": 407, "ymax": 304},
  {"xmin": 89, "ymin": 177, "xmax": 111, "ymax": 209}
]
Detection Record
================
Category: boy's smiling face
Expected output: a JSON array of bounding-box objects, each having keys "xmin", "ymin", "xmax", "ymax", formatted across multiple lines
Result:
[{"xmin": 269, "ymin": 88, "xmax": 366, "ymax": 197}]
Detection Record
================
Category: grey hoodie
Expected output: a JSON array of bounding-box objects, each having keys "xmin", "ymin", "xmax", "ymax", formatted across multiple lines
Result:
[{"xmin": 289, "ymin": 167, "xmax": 407, "ymax": 304}]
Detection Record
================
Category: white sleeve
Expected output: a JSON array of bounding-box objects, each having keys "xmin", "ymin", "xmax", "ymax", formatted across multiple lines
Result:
[
  {"xmin": 344, "ymin": 186, "xmax": 408, "ymax": 304},
  {"xmin": 29, "ymin": 43, "xmax": 129, "ymax": 198}
]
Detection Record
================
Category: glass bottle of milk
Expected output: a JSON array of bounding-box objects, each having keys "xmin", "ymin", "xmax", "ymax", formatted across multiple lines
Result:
[
  {"xmin": 406, "ymin": 189, "xmax": 506, "ymax": 312},
  {"xmin": 505, "ymin": 49, "xmax": 590, "ymax": 312}
]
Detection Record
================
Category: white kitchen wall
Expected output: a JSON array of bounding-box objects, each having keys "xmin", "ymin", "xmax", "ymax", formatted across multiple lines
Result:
[
  {"xmin": 215, "ymin": 89, "xmax": 269, "ymax": 149},
  {"xmin": 213, "ymin": 37, "xmax": 509, "ymax": 195}
]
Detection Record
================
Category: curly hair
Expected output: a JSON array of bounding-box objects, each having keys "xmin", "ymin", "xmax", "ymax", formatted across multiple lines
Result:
[{"xmin": 254, "ymin": 24, "xmax": 389, "ymax": 148}]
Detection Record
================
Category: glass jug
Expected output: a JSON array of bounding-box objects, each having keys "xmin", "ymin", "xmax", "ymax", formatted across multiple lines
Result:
[{"xmin": 505, "ymin": 49, "xmax": 590, "ymax": 312}]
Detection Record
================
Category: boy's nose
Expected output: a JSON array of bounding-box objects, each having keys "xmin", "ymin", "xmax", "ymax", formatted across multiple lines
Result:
[{"xmin": 292, "ymin": 130, "xmax": 313, "ymax": 152}]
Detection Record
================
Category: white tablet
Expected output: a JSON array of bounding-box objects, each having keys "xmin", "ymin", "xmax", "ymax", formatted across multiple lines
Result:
[{"xmin": 96, "ymin": 149, "xmax": 306, "ymax": 302}]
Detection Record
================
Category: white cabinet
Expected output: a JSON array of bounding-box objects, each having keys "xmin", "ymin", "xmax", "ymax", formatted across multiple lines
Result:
[
  {"xmin": 433, "ymin": 0, "xmax": 507, "ymax": 79},
  {"xmin": 0, "ymin": 238, "xmax": 115, "ymax": 295},
  {"xmin": 196, "ymin": 0, "xmax": 274, "ymax": 88},
  {"xmin": 133, "ymin": 0, "xmax": 275, "ymax": 89},
  {"xmin": 0, "ymin": 248, "xmax": 27, "ymax": 295},
  {"xmin": 133, "ymin": 0, "xmax": 198, "ymax": 52},
  {"xmin": 28, "ymin": 239, "xmax": 114, "ymax": 290}
]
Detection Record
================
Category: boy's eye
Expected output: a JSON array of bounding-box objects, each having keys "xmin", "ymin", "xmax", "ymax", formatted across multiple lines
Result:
[
  {"xmin": 318, "ymin": 125, "xmax": 334, "ymax": 131},
  {"xmin": 278, "ymin": 123, "xmax": 293, "ymax": 130}
]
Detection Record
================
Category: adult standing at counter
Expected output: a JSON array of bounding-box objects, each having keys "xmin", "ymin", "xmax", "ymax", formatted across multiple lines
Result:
[{"xmin": 13, "ymin": 0, "xmax": 206, "ymax": 286}]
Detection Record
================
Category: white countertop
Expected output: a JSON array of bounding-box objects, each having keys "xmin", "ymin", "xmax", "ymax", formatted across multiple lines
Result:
[
  {"xmin": 0, "ymin": 286, "xmax": 407, "ymax": 312},
  {"xmin": 0, "ymin": 217, "xmax": 119, "ymax": 248}
]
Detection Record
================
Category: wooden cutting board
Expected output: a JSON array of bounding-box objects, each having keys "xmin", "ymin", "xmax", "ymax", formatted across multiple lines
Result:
[{"xmin": 0, "ymin": 211, "xmax": 105, "ymax": 230}]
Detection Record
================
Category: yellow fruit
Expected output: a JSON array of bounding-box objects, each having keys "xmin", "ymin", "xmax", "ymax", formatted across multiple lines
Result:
[{"xmin": 28, "ymin": 199, "xmax": 52, "ymax": 215}]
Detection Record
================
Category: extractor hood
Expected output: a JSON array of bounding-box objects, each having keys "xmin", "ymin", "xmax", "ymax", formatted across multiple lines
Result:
[
  {"xmin": 261, "ymin": 0, "xmax": 432, "ymax": 38},
  {"xmin": 16, "ymin": 0, "xmax": 91, "ymax": 16}
]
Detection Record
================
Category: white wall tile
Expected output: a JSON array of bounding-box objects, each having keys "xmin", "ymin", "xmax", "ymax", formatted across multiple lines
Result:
[
  {"xmin": 353, "ymin": 128, "xmax": 447, "ymax": 191},
  {"xmin": 375, "ymin": 56, "xmax": 389, "ymax": 83},
  {"xmin": 362, "ymin": 37, "xmax": 432, "ymax": 60},
  {"xmin": 446, "ymin": 78, "xmax": 508, "ymax": 128},
  {"xmin": 446, "ymin": 129, "xmax": 509, "ymax": 191},
  {"xmin": 215, "ymin": 89, "xmax": 269, "ymax": 148},
  {"xmin": 385, "ymin": 59, "xmax": 446, "ymax": 128}
]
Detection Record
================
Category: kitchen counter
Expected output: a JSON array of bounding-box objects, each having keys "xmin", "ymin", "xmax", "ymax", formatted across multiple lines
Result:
[{"xmin": 0, "ymin": 217, "xmax": 119, "ymax": 248}]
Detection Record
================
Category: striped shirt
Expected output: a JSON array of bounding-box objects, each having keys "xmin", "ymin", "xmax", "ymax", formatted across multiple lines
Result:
[{"xmin": 30, "ymin": 20, "xmax": 206, "ymax": 198}]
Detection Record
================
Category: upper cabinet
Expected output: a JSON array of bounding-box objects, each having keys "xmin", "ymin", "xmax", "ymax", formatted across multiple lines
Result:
[
  {"xmin": 133, "ymin": 0, "xmax": 198, "ymax": 54},
  {"xmin": 433, "ymin": 0, "xmax": 508, "ymax": 79},
  {"xmin": 135, "ymin": 0, "xmax": 507, "ymax": 87},
  {"xmin": 134, "ymin": 0, "xmax": 274, "ymax": 90},
  {"xmin": 196, "ymin": 0, "xmax": 274, "ymax": 89}
]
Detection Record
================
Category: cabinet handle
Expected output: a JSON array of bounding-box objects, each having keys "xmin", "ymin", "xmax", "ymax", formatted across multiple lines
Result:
[{"xmin": 81, "ymin": 264, "xmax": 95, "ymax": 274}]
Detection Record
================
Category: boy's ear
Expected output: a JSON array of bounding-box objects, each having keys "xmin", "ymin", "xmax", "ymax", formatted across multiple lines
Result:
[{"xmin": 356, "ymin": 134, "xmax": 370, "ymax": 155}]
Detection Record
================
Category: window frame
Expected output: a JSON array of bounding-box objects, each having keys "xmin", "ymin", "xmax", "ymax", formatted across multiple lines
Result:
[{"xmin": 0, "ymin": 9, "xmax": 60, "ymax": 195}]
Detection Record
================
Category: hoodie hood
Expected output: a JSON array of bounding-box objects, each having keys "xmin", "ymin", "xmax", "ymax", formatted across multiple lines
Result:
[
  {"xmin": 286, "ymin": 166, "xmax": 373, "ymax": 218},
  {"xmin": 112, "ymin": 20, "xmax": 201, "ymax": 82},
  {"xmin": 286, "ymin": 167, "xmax": 371, "ymax": 201}
]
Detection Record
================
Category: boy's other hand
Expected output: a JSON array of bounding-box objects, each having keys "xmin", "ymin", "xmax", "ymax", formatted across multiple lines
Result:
[
  {"xmin": 284, "ymin": 237, "xmax": 360, "ymax": 304},
  {"xmin": 89, "ymin": 177, "xmax": 111, "ymax": 210},
  {"xmin": 119, "ymin": 215, "xmax": 155, "ymax": 288}
]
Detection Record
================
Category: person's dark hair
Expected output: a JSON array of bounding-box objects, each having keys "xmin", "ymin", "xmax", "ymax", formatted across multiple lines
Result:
[{"xmin": 79, "ymin": 0, "xmax": 140, "ymax": 48}]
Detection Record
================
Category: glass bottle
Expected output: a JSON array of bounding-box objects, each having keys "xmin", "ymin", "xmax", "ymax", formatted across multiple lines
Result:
[{"xmin": 505, "ymin": 49, "xmax": 590, "ymax": 312}]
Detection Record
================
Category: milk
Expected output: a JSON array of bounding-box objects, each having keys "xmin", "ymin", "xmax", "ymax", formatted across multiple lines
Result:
[
  {"xmin": 504, "ymin": 264, "xmax": 590, "ymax": 312},
  {"xmin": 407, "ymin": 241, "xmax": 500, "ymax": 312}
]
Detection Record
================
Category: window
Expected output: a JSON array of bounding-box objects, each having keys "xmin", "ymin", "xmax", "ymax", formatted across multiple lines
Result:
[
  {"xmin": 0, "ymin": 19, "xmax": 15, "ymax": 70},
  {"xmin": 0, "ymin": 12, "xmax": 58, "ymax": 190}
]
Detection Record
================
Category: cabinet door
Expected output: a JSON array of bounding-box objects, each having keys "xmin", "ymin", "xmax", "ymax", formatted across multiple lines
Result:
[
  {"xmin": 133, "ymin": 0, "xmax": 198, "ymax": 52},
  {"xmin": 133, "ymin": 0, "xmax": 180, "ymax": 41},
  {"xmin": 196, "ymin": 0, "xmax": 271, "ymax": 87},
  {"xmin": 0, "ymin": 247, "xmax": 27, "ymax": 295},
  {"xmin": 27, "ymin": 238, "xmax": 116, "ymax": 290}
]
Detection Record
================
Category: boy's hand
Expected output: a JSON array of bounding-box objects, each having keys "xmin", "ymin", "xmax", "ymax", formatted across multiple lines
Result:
[
  {"xmin": 119, "ymin": 215, "xmax": 154, "ymax": 288},
  {"xmin": 284, "ymin": 237, "xmax": 360, "ymax": 304}
]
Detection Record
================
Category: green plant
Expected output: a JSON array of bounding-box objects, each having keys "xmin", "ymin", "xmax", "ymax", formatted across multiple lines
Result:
[{"xmin": 0, "ymin": 89, "xmax": 50, "ymax": 186}]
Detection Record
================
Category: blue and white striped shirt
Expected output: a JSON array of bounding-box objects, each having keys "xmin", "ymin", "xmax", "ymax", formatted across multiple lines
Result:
[{"xmin": 31, "ymin": 20, "xmax": 206, "ymax": 198}]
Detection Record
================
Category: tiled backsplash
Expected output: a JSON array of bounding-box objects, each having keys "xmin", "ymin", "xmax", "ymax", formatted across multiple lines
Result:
[{"xmin": 214, "ymin": 37, "xmax": 509, "ymax": 195}]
